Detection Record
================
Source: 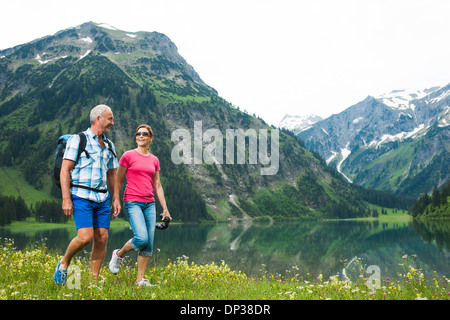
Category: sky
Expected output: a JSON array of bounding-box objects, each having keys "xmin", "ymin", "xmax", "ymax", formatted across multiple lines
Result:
[{"xmin": 1, "ymin": 0, "xmax": 450, "ymax": 126}]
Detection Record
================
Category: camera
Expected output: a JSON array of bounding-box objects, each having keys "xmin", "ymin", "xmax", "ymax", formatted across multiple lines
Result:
[{"xmin": 156, "ymin": 213, "xmax": 170, "ymax": 230}]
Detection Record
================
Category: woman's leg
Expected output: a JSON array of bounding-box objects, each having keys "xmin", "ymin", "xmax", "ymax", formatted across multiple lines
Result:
[
  {"xmin": 126, "ymin": 201, "xmax": 149, "ymax": 253},
  {"xmin": 110, "ymin": 201, "xmax": 147, "ymax": 275},
  {"xmin": 117, "ymin": 240, "xmax": 133, "ymax": 257},
  {"xmin": 135, "ymin": 202, "xmax": 156, "ymax": 283},
  {"xmin": 141, "ymin": 202, "xmax": 156, "ymax": 255},
  {"xmin": 136, "ymin": 254, "xmax": 151, "ymax": 283}
]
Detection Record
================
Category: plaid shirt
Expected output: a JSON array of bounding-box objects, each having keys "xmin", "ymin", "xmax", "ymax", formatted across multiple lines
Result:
[{"xmin": 63, "ymin": 128, "xmax": 118, "ymax": 203}]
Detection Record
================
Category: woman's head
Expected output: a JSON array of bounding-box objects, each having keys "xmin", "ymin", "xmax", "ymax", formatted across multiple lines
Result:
[{"xmin": 135, "ymin": 124, "xmax": 154, "ymax": 148}]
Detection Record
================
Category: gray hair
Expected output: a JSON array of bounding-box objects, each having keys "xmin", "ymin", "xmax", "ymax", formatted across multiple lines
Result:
[{"xmin": 90, "ymin": 104, "xmax": 111, "ymax": 124}]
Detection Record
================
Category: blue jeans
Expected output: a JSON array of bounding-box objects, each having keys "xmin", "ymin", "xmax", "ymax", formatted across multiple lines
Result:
[{"xmin": 124, "ymin": 201, "xmax": 156, "ymax": 257}]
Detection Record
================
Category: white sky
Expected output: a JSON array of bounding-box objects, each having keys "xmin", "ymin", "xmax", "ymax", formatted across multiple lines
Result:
[{"xmin": 1, "ymin": 0, "xmax": 449, "ymax": 125}]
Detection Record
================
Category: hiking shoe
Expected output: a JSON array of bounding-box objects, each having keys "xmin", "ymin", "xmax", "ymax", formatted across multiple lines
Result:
[
  {"xmin": 136, "ymin": 278, "xmax": 157, "ymax": 287},
  {"xmin": 54, "ymin": 259, "xmax": 67, "ymax": 286},
  {"xmin": 109, "ymin": 249, "xmax": 124, "ymax": 274}
]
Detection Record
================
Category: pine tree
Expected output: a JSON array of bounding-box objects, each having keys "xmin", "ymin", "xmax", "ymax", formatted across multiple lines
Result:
[{"xmin": 431, "ymin": 186, "xmax": 440, "ymax": 208}]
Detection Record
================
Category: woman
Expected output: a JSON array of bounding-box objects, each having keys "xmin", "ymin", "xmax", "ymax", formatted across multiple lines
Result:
[{"xmin": 110, "ymin": 124, "xmax": 171, "ymax": 286}]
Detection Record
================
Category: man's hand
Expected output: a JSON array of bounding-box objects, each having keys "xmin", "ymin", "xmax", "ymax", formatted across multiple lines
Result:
[
  {"xmin": 112, "ymin": 199, "xmax": 121, "ymax": 219},
  {"xmin": 62, "ymin": 198, "xmax": 74, "ymax": 218}
]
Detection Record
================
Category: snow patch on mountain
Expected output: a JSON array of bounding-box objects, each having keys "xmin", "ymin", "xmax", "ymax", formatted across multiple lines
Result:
[
  {"xmin": 376, "ymin": 87, "xmax": 440, "ymax": 110},
  {"xmin": 80, "ymin": 36, "xmax": 93, "ymax": 43},
  {"xmin": 326, "ymin": 151, "xmax": 338, "ymax": 164},
  {"xmin": 337, "ymin": 144, "xmax": 353, "ymax": 183},
  {"xmin": 353, "ymin": 117, "xmax": 363, "ymax": 124},
  {"xmin": 430, "ymin": 90, "xmax": 450, "ymax": 104},
  {"xmin": 35, "ymin": 53, "xmax": 67, "ymax": 64},
  {"xmin": 326, "ymin": 144, "xmax": 353, "ymax": 183},
  {"xmin": 79, "ymin": 50, "xmax": 91, "ymax": 60},
  {"xmin": 97, "ymin": 23, "xmax": 119, "ymax": 30},
  {"xmin": 278, "ymin": 114, "xmax": 322, "ymax": 133},
  {"xmin": 438, "ymin": 106, "xmax": 450, "ymax": 127},
  {"xmin": 368, "ymin": 124, "xmax": 426, "ymax": 148}
]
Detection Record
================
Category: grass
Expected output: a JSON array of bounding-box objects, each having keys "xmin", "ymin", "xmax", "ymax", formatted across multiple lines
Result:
[
  {"xmin": 0, "ymin": 238, "xmax": 448, "ymax": 300},
  {"xmin": 336, "ymin": 203, "xmax": 410, "ymax": 221},
  {"xmin": 3, "ymin": 217, "xmax": 130, "ymax": 232},
  {"xmin": 0, "ymin": 167, "xmax": 57, "ymax": 204}
]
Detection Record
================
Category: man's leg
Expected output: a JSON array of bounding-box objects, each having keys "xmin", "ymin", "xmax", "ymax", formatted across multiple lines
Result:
[
  {"xmin": 55, "ymin": 195, "xmax": 94, "ymax": 285},
  {"xmin": 90, "ymin": 227, "xmax": 109, "ymax": 280},
  {"xmin": 60, "ymin": 227, "xmax": 94, "ymax": 270}
]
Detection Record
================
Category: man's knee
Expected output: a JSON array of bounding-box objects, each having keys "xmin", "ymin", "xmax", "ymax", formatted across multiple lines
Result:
[
  {"xmin": 94, "ymin": 228, "xmax": 109, "ymax": 245},
  {"xmin": 77, "ymin": 228, "xmax": 94, "ymax": 246}
]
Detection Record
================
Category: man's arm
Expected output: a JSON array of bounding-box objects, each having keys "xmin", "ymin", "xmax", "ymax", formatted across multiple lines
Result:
[
  {"xmin": 109, "ymin": 166, "xmax": 125, "ymax": 218},
  {"xmin": 60, "ymin": 159, "xmax": 75, "ymax": 217}
]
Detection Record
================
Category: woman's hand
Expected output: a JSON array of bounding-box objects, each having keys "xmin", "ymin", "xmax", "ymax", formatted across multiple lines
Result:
[{"xmin": 162, "ymin": 208, "xmax": 172, "ymax": 221}]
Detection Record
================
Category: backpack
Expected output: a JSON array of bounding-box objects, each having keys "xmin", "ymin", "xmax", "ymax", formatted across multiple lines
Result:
[{"xmin": 53, "ymin": 132, "xmax": 116, "ymax": 193}]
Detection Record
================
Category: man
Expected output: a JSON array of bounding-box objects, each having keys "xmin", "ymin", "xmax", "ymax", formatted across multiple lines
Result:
[{"xmin": 54, "ymin": 104, "xmax": 121, "ymax": 285}]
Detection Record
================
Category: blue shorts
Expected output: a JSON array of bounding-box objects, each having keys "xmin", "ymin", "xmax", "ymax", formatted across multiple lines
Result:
[{"xmin": 72, "ymin": 194, "xmax": 111, "ymax": 229}]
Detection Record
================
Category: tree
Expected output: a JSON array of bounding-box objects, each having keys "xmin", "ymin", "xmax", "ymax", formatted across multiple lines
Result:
[
  {"xmin": 431, "ymin": 186, "xmax": 440, "ymax": 208},
  {"xmin": 410, "ymin": 181, "xmax": 450, "ymax": 218},
  {"xmin": 372, "ymin": 209, "xmax": 379, "ymax": 218},
  {"xmin": 34, "ymin": 200, "xmax": 66, "ymax": 223},
  {"xmin": 14, "ymin": 197, "xmax": 30, "ymax": 220},
  {"xmin": 0, "ymin": 195, "xmax": 31, "ymax": 225}
]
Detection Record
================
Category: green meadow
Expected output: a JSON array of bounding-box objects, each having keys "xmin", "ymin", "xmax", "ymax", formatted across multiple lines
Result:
[{"xmin": 0, "ymin": 238, "xmax": 448, "ymax": 300}]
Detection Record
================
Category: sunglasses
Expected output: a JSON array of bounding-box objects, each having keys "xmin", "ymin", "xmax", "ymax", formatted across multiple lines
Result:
[{"xmin": 135, "ymin": 131, "xmax": 150, "ymax": 137}]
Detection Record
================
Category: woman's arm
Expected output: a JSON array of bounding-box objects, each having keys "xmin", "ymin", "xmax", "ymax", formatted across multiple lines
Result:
[{"xmin": 153, "ymin": 171, "xmax": 171, "ymax": 221}]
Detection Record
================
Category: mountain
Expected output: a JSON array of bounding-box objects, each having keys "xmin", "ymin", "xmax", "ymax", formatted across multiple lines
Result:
[
  {"xmin": 297, "ymin": 84, "xmax": 450, "ymax": 198},
  {"xmin": 0, "ymin": 22, "xmax": 406, "ymax": 222},
  {"xmin": 277, "ymin": 114, "xmax": 322, "ymax": 134}
]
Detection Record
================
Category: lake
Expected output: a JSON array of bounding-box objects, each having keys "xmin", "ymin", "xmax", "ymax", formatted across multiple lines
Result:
[{"xmin": 1, "ymin": 218, "xmax": 449, "ymax": 281}]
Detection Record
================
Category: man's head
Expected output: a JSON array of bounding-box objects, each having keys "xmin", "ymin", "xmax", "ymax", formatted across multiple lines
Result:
[{"xmin": 90, "ymin": 104, "xmax": 114, "ymax": 135}]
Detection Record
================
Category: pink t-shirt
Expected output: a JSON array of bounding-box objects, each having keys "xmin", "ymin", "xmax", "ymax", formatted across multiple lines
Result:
[{"xmin": 119, "ymin": 150, "xmax": 160, "ymax": 202}]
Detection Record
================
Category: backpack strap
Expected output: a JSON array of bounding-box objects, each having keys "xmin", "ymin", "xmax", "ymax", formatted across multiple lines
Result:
[
  {"xmin": 103, "ymin": 136, "xmax": 117, "ymax": 158},
  {"xmin": 76, "ymin": 133, "xmax": 116, "ymax": 159},
  {"xmin": 75, "ymin": 132, "xmax": 89, "ymax": 162},
  {"xmin": 70, "ymin": 184, "xmax": 108, "ymax": 193}
]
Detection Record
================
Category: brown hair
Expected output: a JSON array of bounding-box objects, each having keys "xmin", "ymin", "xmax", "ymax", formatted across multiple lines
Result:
[
  {"xmin": 136, "ymin": 124, "xmax": 154, "ymax": 138},
  {"xmin": 135, "ymin": 124, "xmax": 154, "ymax": 149}
]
